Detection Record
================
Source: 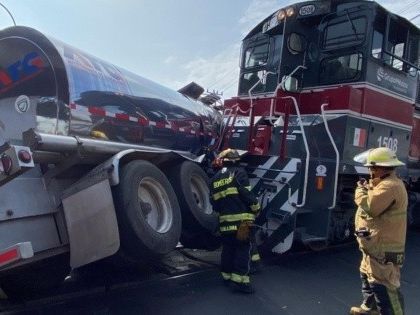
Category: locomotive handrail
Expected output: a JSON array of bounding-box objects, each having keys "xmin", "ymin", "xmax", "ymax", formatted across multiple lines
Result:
[
  {"xmin": 280, "ymin": 96, "xmax": 309, "ymax": 208},
  {"xmin": 217, "ymin": 102, "xmax": 250, "ymax": 151},
  {"xmin": 223, "ymin": 103, "xmax": 249, "ymax": 115},
  {"xmin": 279, "ymin": 101, "xmax": 290, "ymax": 160},
  {"xmin": 247, "ymin": 71, "xmax": 276, "ymax": 151},
  {"xmin": 267, "ymin": 100, "xmax": 278, "ymax": 125},
  {"xmin": 321, "ymin": 103, "xmax": 340, "ymax": 210},
  {"xmin": 218, "ymin": 105, "xmax": 239, "ymax": 151}
]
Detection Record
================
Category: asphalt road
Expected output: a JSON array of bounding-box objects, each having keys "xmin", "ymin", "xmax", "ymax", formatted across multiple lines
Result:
[{"xmin": 3, "ymin": 228, "xmax": 420, "ymax": 315}]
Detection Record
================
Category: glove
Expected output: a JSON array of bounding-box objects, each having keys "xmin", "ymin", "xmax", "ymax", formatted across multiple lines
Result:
[{"xmin": 236, "ymin": 221, "xmax": 252, "ymax": 241}]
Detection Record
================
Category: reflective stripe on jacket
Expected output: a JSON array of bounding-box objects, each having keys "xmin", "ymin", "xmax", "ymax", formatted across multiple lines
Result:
[{"xmin": 210, "ymin": 165, "xmax": 260, "ymax": 234}]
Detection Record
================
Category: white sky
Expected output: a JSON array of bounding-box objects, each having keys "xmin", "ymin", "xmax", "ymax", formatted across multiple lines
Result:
[{"xmin": 0, "ymin": 0, "xmax": 419, "ymax": 100}]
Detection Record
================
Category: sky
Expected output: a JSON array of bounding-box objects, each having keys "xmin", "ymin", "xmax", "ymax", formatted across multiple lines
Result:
[{"xmin": 0, "ymin": 0, "xmax": 419, "ymax": 100}]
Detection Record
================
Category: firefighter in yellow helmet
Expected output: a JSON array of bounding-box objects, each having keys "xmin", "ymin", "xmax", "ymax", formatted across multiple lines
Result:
[
  {"xmin": 351, "ymin": 147, "xmax": 407, "ymax": 315},
  {"xmin": 209, "ymin": 148, "xmax": 260, "ymax": 293}
]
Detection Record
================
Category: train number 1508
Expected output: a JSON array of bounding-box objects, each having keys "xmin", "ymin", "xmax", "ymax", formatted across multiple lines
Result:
[{"xmin": 377, "ymin": 136, "xmax": 398, "ymax": 152}]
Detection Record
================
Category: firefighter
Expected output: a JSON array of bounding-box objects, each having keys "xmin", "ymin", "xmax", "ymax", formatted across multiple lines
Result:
[
  {"xmin": 209, "ymin": 148, "xmax": 260, "ymax": 293},
  {"xmin": 351, "ymin": 147, "xmax": 407, "ymax": 315},
  {"xmin": 211, "ymin": 151, "xmax": 262, "ymax": 274}
]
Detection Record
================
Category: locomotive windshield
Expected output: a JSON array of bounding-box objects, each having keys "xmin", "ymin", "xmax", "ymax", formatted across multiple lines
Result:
[
  {"xmin": 238, "ymin": 33, "xmax": 282, "ymax": 95},
  {"xmin": 317, "ymin": 7, "xmax": 366, "ymax": 84},
  {"xmin": 243, "ymin": 39, "xmax": 270, "ymax": 69},
  {"xmin": 321, "ymin": 9, "xmax": 367, "ymax": 50}
]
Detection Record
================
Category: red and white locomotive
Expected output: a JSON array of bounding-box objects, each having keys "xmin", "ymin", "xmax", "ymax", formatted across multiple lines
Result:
[{"xmin": 221, "ymin": 0, "xmax": 420, "ymax": 253}]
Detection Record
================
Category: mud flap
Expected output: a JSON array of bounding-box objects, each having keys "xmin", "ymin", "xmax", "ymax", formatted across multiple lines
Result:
[{"xmin": 62, "ymin": 168, "xmax": 120, "ymax": 268}]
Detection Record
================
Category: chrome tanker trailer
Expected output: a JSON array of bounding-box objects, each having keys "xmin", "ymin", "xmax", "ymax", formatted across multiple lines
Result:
[{"xmin": 0, "ymin": 26, "xmax": 221, "ymax": 298}]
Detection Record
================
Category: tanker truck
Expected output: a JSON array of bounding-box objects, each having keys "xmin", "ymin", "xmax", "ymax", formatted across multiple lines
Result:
[{"xmin": 0, "ymin": 26, "xmax": 222, "ymax": 298}]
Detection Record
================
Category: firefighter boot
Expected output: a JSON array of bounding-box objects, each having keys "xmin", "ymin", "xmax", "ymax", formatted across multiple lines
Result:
[
  {"xmin": 232, "ymin": 282, "xmax": 254, "ymax": 294},
  {"xmin": 349, "ymin": 305, "xmax": 379, "ymax": 315},
  {"xmin": 250, "ymin": 260, "xmax": 261, "ymax": 274}
]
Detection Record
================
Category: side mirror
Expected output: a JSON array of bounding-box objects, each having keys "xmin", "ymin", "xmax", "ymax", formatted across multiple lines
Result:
[{"xmin": 282, "ymin": 76, "xmax": 299, "ymax": 92}]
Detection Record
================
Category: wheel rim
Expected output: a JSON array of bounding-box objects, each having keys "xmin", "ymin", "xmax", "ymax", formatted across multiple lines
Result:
[
  {"xmin": 137, "ymin": 177, "xmax": 173, "ymax": 233},
  {"xmin": 190, "ymin": 173, "xmax": 213, "ymax": 215}
]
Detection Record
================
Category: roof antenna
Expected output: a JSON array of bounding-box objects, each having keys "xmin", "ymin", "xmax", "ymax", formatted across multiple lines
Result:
[{"xmin": 0, "ymin": 2, "xmax": 16, "ymax": 26}]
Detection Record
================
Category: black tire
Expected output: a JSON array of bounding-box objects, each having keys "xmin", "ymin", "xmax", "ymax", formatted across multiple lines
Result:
[
  {"xmin": 114, "ymin": 160, "xmax": 182, "ymax": 260},
  {"xmin": 167, "ymin": 161, "xmax": 220, "ymax": 250},
  {"xmin": 0, "ymin": 253, "xmax": 70, "ymax": 300}
]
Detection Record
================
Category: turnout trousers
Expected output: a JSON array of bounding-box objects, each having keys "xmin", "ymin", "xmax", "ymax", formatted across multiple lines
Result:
[
  {"xmin": 360, "ymin": 272, "xmax": 405, "ymax": 315},
  {"xmin": 220, "ymin": 235, "xmax": 252, "ymax": 284}
]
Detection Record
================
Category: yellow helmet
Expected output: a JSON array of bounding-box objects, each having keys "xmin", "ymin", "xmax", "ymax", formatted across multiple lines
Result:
[
  {"xmin": 218, "ymin": 148, "xmax": 241, "ymax": 162},
  {"xmin": 354, "ymin": 147, "xmax": 405, "ymax": 167}
]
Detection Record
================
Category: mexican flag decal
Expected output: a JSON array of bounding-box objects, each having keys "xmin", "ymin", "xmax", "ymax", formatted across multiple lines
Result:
[{"xmin": 353, "ymin": 128, "xmax": 367, "ymax": 147}]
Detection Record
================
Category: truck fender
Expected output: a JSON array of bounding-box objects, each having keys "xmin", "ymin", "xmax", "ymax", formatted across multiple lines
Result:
[{"xmin": 105, "ymin": 149, "xmax": 204, "ymax": 186}]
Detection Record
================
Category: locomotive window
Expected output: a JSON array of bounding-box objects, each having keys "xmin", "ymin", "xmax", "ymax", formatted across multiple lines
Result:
[
  {"xmin": 408, "ymin": 34, "xmax": 420, "ymax": 66},
  {"xmin": 244, "ymin": 42, "xmax": 269, "ymax": 68},
  {"xmin": 239, "ymin": 72, "xmax": 263, "ymax": 94},
  {"xmin": 320, "ymin": 53, "xmax": 362, "ymax": 83},
  {"xmin": 238, "ymin": 71, "xmax": 277, "ymax": 95},
  {"xmin": 271, "ymin": 35, "xmax": 283, "ymax": 69},
  {"xmin": 308, "ymin": 41, "xmax": 319, "ymax": 62},
  {"xmin": 372, "ymin": 12, "xmax": 386, "ymax": 60},
  {"xmin": 372, "ymin": 11, "xmax": 419, "ymax": 76},
  {"xmin": 372, "ymin": 30, "xmax": 383, "ymax": 59},
  {"xmin": 287, "ymin": 33, "xmax": 306, "ymax": 55},
  {"xmin": 322, "ymin": 15, "xmax": 366, "ymax": 50},
  {"xmin": 407, "ymin": 33, "xmax": 420, "ymax": 76},
  {"xmin": 384, "ymin": 19, "xmax": 408, "ymax": 71}
]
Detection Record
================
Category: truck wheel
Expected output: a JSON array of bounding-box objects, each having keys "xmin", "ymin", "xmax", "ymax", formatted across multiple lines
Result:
[
  {"xmin": 114, "ymin": 160, "xmax": 182, "ymax": 259},
  {"xmin": 167, "ymin": 161, "xmax": 220, "ymax": 249}
]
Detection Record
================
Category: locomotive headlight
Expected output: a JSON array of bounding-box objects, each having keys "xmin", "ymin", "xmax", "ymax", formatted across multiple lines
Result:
[
  {"xmin": 277, "ymin": 10, "xmax": 286, "ymax": 21},
  {"xmin": 286, "ymin": 7, "xmax": 295, "ymax": 17}
]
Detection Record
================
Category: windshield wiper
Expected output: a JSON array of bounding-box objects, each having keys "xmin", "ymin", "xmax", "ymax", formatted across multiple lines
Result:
[{"xmin": 346, "ymin": 11, "xmax": 359, "ymax": 40}]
